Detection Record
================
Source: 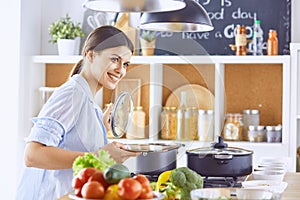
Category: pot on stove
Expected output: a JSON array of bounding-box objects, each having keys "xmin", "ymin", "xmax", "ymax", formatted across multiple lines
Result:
[
  {"xmin": 125, "ymin": 143, "xmax": 183, "ymax": 176},
  {"xmin": 186, "ymin": 136, "xmax": 253, "ymax": 177}
]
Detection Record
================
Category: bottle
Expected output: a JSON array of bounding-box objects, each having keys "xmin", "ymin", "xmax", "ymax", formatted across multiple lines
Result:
[
  {"xmin": 177, "ymin": 91, "xmax": 189, "ymax": 140},
  {"xmin": 252, "ymin": 20, "xmax": 264, "ymax": 55},
  {"xmin": 267, "ymin": 29, "xmax": 278, "ymax": 55},
  {"xmin": 234, "ymin": 25, "xmax": 247, "ymax": 55}
]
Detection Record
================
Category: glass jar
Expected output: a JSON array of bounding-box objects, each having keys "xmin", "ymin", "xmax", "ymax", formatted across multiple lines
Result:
[
  {"xmin": 243, "ymin": 109, "xmax": 260, "ymax": 140},
  {"xmin": 186, "ymin": 107, "xmax": 198, "ymax": 140},
  {"xmin": 235, "ymin": 25, "xmax": 247, "ymax": 55},
  {"xmin": 126, "ymin": 106, "xmax": 146, "ymax": 139},
  {"xmin": 160, "ymin": 107, "xmax": 177, "ymax": 140},
  {"xmin": 266, "ymin": 125, "xmax": 282, "ymax": 143},
  {"xmin": 247, "ymin": 125, "xmax": 266, "ymax": 142},
  {"xmin": 198, "ymin": 110, "xmax": 214, "ymax": 142},
  {"xmin": 222, "ymin": 113, "xmax": 243, "ymax": 141}
]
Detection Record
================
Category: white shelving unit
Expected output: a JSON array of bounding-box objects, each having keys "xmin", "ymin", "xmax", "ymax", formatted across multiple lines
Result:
[{"xmin": 28, "ymin": 55, "xmax": 294, "ymax": 171}]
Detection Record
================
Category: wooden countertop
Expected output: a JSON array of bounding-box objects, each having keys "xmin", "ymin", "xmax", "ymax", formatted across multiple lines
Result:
[{"xmin": 58, "ymin": 172, "xmax": 300, "ymax": 200}]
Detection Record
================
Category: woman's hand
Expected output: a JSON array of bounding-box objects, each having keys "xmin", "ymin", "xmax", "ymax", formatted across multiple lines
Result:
[
  {"xmin": 102, "ymin": 103, "xmax": 113, "ymax": 131},
  {"xmin": 101, "ymin": 141, "xmax": 141, "ymax": 163}
]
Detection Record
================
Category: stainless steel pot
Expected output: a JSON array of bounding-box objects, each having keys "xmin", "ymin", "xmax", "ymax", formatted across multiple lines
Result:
[
  {"xmin": 125, "ymin": 143, "xmax": 182, "ymax": 175},
  {"xmin": 186, "ymin": 137, "xmax": 253, "ymax": 177}
]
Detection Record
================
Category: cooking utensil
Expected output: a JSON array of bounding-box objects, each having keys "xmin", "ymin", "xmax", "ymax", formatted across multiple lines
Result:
[
  {"xmin": 186, "ymin": 136, "xmax": 253, "ymax": 177},
  {"xmin": 126, "ymin": 143, "xmax": 183, "ymax": 175},
  {"xmin": 110, "ymin": 91, "xmax": 134, "ymax": 138},
  {"xmin": 165, "ymin": 84, "xmax": 214, "ymax": 109}
]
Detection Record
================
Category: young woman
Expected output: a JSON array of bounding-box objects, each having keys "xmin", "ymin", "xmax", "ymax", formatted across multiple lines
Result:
[{"xmin": 16, "ymin": 25, "xmax": 140, "ymax": 200}]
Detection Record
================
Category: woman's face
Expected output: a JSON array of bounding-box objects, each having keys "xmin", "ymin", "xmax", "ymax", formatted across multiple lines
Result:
[{"xmin": 88, "ymin": 46, "xmax": 132, "ymax": 91}]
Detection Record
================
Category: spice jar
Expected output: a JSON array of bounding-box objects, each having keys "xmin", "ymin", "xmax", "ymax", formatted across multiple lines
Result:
[
  {"xmin": 243, "ymin": 109, "xmax": 260, "ymax": 140},
  {"xmin": 266, "ymin": 125, "xmax": 282, "ymax": 143},
  {"xmin": 235, "ymin": 25, "xmax": 247, "ymax": 55},
  {"xmin": 267, "ymin": 29, "xmax": 278, "ymax": 55},
  {"xmin": 126, "ymin": 106, "xmax": 146, "ymax": 139},
  {"xmin": 160, "ymin": 107, "xmax": 177, "ymax": 140},
  {"xmin": 198, "ymin": 110, "xmax": 214, "ymax": 142},
  {"xmin": 247, "ymin": 125, "xmax": 266, "ymax": 142},
  {"xmin": 222, "ymin": 113, "xmax": 244, "ymax": 141}
]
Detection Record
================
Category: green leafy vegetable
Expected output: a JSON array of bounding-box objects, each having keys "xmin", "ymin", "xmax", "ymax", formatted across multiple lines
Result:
[{"xmin": 72, "ymin": 149, "xmax": 116, "ymax": 176}]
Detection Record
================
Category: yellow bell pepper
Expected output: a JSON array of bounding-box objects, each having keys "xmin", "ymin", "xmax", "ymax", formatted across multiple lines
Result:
[
  {"xmin": 156, "ymin": 170, "xmax": 171, "ymax": 191},
  {"xmin": 103, "ymin": 184, "xmax": 122, "ymax": 200}
]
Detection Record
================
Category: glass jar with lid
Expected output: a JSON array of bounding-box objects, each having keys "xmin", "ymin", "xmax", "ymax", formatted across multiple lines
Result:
[
  {"xmin": 186, "ymin": 107, "xmax": 198, "ymax": 140},
  {"xmin": 266, "ymin": 125, "xmax": 282, "ymax": 143},
  {"xmin": 243, "ymin": 109, "xmax": 260, "ymax": 140},
  {"xmin": 126, "ymin": 106, "xmax": 146, "ymax": 139},
  {"xmin": 247, "ymin": 125, "xmax": 266, "ymax": 142},
  {"xmin": 222, "ymin": 113, "xmax": 243, "ymax": 141},
  {"xmin": 160, "ymin": 107, "xmax": 177, "ymax": 140}
]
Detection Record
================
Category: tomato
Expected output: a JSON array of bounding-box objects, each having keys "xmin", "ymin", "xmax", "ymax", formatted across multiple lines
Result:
[
  {"xmin": 104, "ymin": 184, "xmax": 122, "ymax": 200},
  {"xmin": 74, "ymin": 188, "xmax": 82, "ymax": 198},
  {"xmin": 118, "ymin": 178, "xmax": 142, "ymax": 200},
  {"xmin": 72, "ymin": 176, "xmax": 84, "ymax": 189},
  {"xmin": 88, "ymin": 171, "xmax": 110, "ymax": 189},
  {"xmin": 77, "ymin": 167, "xmax": 98, "ymax": 183},
  {"xmin": 133, "ymin": 174, "xmax": 151, "ymax": 186},
  {"xmin": 81, "ymin": 181, "xmax": 105, "ymax": 199},
  {"xmin": 139, "ymin": 184, "xmax": 153, "ymax": 199}
]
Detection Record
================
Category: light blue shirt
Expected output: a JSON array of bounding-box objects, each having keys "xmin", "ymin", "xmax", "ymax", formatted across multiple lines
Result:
[{"xmin": 16, "ymin": 74, "xmax": 107, "ymax": 200}]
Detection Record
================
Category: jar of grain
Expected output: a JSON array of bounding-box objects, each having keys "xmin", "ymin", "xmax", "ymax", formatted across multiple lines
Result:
[
  {"xmin": 160, "ymin": 107, "xmax": 177, "ymax": 140},
  {"xmin": 126, "ymin": 106, "xmax": 146, "ymax": 139}
]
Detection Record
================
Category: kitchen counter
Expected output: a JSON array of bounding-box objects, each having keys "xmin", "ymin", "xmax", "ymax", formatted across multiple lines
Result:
[{"xmin": 58, "ymin": 172, "xmax": 300, "ymax": 200}]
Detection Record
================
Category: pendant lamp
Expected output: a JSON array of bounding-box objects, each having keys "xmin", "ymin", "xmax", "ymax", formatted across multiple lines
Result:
[
  {"xmin": 82, "ymin": 0, "xmax": 186, "ymax": 13},
  {"xmin": 139, "ymin": 0, "xmax": 214, "ymax": 32}
]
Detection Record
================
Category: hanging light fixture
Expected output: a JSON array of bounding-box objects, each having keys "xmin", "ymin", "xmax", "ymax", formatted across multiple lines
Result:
[
  {"xmin": 82, "ymin": 0, "xmax": 186, "ymax": 13},
  {"xmin": 139, "ymin": 0, "xmax": 214, "ymax": 32}
]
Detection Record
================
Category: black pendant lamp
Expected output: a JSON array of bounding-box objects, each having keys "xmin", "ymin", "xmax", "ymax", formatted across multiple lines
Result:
[
  {"xmin": 139, "ymin": 0, "xmax": 214, "ymax": 32},
  {"xmin": 82, "ymin": 0, "xmax": 186, "ymax": 13}
]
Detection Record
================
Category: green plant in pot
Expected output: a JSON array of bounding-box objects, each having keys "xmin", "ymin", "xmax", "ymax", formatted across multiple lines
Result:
[
  {"xmin": 139, "ymin": 30, "xmax": 159, "ymax": 56},
  {"xmin": 49, "ymin": 13, "xmax": 85, "ymax": 55}
]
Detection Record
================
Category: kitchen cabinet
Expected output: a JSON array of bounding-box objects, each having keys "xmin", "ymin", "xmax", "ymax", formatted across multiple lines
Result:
[
  {"xmin": 27, "ymin": 55, "xmax": 294, "ymax": 171},
  {"xmin": 290, "ymin": 43, "xmax": 300, "ymax": 171}
]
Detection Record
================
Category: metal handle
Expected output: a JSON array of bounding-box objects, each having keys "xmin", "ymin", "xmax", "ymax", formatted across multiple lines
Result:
[{"xmin": 214, "ymin": 154, "xmax": 233, "ymax": 160}]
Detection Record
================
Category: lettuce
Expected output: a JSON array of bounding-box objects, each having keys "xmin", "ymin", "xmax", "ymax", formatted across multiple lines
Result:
[{"xmin": 72, "ymin": 149, "xmax": 116, "ymax": 176}]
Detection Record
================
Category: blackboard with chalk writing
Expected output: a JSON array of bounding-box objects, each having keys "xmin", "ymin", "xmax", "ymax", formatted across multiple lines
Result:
[{"xmin": 154, "ymin": 0, "xmax": 291, "ymax": 55}]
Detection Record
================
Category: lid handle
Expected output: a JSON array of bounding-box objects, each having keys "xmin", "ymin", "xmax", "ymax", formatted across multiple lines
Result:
[{"xmin": 213, "ymin": 136, "xmax": 228, "ymax": 149}]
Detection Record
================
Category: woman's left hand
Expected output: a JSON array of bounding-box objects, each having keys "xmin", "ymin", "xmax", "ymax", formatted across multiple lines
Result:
[{"xmin": 103, "ymin": 103, "xmax": 113, "ymax": 131}]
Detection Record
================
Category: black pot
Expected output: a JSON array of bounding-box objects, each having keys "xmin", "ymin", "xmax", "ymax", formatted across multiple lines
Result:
[
  {"xmin": 126, "ymin": 143, "xmax": 182, "ymax": 175},
  {"xmin": 186, "ymin": 137, "xmax": 253, "ymax": 177}
]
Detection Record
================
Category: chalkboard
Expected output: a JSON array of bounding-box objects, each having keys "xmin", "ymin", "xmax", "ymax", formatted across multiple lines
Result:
[{"xmin": 154, "ymin": 0, "xmax": 291, "ymax": 55}]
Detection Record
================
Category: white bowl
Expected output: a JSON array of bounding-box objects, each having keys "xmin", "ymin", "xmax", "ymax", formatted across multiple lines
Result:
[
  {"xmin": 252, "ymin": 170, "xmax": 285, "ymax": 182},
  {"xmin": 190, "ymin": 188, "xmax": 233, "ymax": 200},
  {"xmin": 236, "ymin": 188, "xmax": 273, "ymax": 200},
  {"xmin": 242, "ymin": 180, "xmax": 288, "ymax": 194}
]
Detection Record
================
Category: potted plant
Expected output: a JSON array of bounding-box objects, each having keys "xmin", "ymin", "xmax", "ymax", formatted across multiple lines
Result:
[
  {"xmin": 139, "ymin": 30, "xmax": 159, "ymax": 56},
  {"xmin": 49, "ymin": 13, "xmax": 85, "ymax": 55}
]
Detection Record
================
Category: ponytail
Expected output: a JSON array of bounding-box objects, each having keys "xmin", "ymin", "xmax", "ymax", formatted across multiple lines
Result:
[{"xmin": 69, "ymin": 59, "xmax": 83, "ymax": 77}]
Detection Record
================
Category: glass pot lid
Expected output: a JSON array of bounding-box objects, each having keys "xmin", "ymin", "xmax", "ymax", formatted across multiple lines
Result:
[
  {"xmin": 125, "ymin": 143, "xmax": 182, "ymax": 152},
  {"xmin": 110, "ymin": 91, "xmax": 133, "ymax": 138}
]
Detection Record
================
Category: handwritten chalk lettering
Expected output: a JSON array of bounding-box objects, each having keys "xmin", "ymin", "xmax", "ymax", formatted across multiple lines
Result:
[
  {"xmin": 182, "ymin": 32, "xmax": 210, "ymax": 40},
  {"xmin": 224, "ymin": 24, "xmax": 253, "ymax": 39},
  {"xmin": 207, "ymin": 8, "xmax": 224, "ymax": 20},
  {"xmin": 160, "ymin": 32, "xmax": 173, "ymax": 38},
  {"xmin": 201, "ymin": 0, "xmax": 231, "ymax": 7},
  {"xmin": 215, "ymin": 31, "xmax": 223, "ymax": 38},
  {"xmin": 232, "ymin": 7, "xmax": 256, "ymax": 19}
]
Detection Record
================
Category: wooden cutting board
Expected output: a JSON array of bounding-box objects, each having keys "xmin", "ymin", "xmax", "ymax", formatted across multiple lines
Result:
[{"xmin": 165, "ymin": 84, "xmax": 214, "ymax": 109}]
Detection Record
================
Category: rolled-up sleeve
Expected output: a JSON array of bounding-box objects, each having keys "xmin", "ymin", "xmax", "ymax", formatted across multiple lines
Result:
[{"xmin": 26, "ymin": 117, "xmax": 66, "ymax": 147}]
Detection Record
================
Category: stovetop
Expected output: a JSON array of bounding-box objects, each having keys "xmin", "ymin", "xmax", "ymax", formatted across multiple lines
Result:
[{"xmin": 203, "ymin": 176, "xmax": 248, "ymax": 188}]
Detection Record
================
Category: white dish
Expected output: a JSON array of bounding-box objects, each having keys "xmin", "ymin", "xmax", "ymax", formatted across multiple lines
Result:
[
  {"xmin": 236, "ymin": 188, "xmax": 273, "ymax": 200},
  {"xmin": 252, "ymin": 170, "xmax": 285, "ymax": 182},
  {"xmin": 242, "ymin": 180, "xmax": 288, "ymax": 194},
  {"xmin": 190, "ymin": 188, "xmax": 234, "ymax": 200}
]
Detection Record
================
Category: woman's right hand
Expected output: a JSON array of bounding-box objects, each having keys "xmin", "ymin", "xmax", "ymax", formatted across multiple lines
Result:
[{"xmin": 101, "ymin": 141, "xmax": 141, "ymax": 163}]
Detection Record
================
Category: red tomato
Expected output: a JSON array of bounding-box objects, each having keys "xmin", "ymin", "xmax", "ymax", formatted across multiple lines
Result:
[
  {"xmin": 118, "ymin": 178, "xmax": 142, "ymax": 200},
  {"xmin": 88, "ymin": 171, "xmax": 110, "ymax": 189},
  {"xmin": 81, "ymin": 181, "xmax": 105, "ymax": 199},
  {"xmin": 74, "ymin": 188, "xmax": 82, "ymax": 198},
  {"xmin": 77, "ymin": 167, "xmax": 98, "ymax": 183},
  {"xmin": 72, "ymin": 176, "xmax": 84, "ymax": 189},
  {"xmin": 139, "ymin": 184, "xmax": 153, "ymax": 199},
  {"xmin": 133, "ymin": 174, "xmax": 151, "ymax": 186}
]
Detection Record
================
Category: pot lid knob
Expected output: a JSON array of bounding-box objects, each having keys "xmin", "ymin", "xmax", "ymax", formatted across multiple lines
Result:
[{"xmin": 213, "ymin": 136, "xmax": 228, "ymax": 149}]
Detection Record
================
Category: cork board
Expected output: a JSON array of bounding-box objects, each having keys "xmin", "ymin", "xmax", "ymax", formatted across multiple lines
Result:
[
  {"xmin": 45, "ymin": 64, "xmax": 74, "ymax": 87},
  {"xmin": 162, "ymin": 64, "xmax": 215, "ymax": 106},
  {"xmin": 224, "ymin": 64, "xmax": 282, "ymax": 125}
]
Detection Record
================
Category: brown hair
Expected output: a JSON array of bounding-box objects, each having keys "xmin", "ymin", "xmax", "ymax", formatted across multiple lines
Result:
[{"xmin": 70, "ymin": 25, "xmax": 134, "ymax": 77}]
